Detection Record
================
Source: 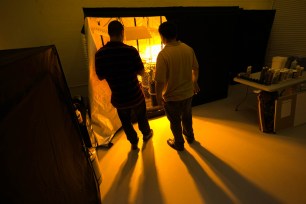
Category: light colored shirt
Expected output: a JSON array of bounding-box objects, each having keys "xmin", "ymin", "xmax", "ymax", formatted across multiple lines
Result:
[{"xmin": 155, "ymin": 41, "xmax": 199, "ymax": 102}]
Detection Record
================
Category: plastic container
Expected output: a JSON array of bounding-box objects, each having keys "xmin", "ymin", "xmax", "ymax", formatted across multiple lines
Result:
[{"xmin": 290, "ymin": 59, "xmax": 298, "ymax": 69}]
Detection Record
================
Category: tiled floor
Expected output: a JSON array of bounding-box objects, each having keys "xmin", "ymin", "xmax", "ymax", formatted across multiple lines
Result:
[{"xmin": 96, "ymin": 84, "xmax": 306, "ymax": 204}]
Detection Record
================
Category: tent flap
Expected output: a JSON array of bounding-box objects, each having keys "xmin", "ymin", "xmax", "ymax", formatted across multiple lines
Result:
[{"xmin": 0, "ymin": 45, "xmax": 101, "ymax": 204}]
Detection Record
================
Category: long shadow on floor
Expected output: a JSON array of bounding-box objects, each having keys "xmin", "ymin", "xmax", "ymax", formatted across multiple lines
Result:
[
  {"xmin": 102, "ymin": 149, "xmax": 139, "ymax": 204},
  {"xmin": 178, "ymin": 150, "xmax": 234, "ymax": 204},
  {"xmin": 134, "ymin": 140, "xmax": 165, "ymax": 204},
  {"xmin": 189, "ymin": 141, "xmax": 282, "ymax": 204}
]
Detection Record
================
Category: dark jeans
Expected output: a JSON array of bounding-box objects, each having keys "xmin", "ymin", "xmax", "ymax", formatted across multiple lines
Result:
[
  {"xmin": 164, "ymin": 97, "xmax": 194, "ymax": 145},
  {"xmin": 117, "ymin": 100, "xmax": 151, "ymax": 144}
]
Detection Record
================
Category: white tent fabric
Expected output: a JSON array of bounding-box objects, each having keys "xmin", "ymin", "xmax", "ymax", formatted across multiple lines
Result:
[{"xmin": 85, "ymin": 18, "xmax": 121, "ymax": 146}]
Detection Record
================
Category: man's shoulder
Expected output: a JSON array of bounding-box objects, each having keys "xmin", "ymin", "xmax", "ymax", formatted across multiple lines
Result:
[
  {"xmin": 123, "ymin": 44, "xmax": 138, "ymax": 51},
  {"xmin": 96, "ymin": 45, "xmax": 109, "ymax": 53},
  {"xmin": 179, "ymin": 41, "xmax": 193, "ymax": 48},
  {"xmin": 96, "ymin": 43, "xmax": 138, "ymax": 56},
  {"xmin": 95, "ymin": 47, "xmax": 104, "ymax": 56},
  {"xmin": 106, "ymin": 43, "xmax": 137, "ymax": 51}
]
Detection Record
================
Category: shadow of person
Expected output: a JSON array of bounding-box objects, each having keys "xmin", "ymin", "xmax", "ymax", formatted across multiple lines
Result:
[
  {"xmin": 178, "ymin": 150, "xmax": 234, "ymax": 204},
  {"xmin": 102, "ymin": 149, "xmax": 139, "ymax": 204},
  {"xmin": 134, "ymin": 140, "xmax": 165, "ymax": 204},
  {"xmin": 189, "ymin": 141, "xmax": 282, "ymax": 204}
]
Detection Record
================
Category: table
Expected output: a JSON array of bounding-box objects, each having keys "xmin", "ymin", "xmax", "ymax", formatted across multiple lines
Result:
[
  {"xmin": 234, "ymin": 72, "xmax": 306, "ymax": 92},
  {"xmin": 233, "ymin": 71, "xmax": 306, "ymax": 133},
  {"xmin": 233, "ymin": 72, "xmax": 306, "ymax": 111}
]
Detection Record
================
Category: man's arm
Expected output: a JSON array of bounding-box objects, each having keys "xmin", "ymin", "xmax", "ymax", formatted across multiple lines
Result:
[
  {"xmin": 192, "ymin": 65, "xmax": 199, "ymax": 82},
  {"xmin": 155, "ymin": 81, "xmax": 164, "ymax": 106},
  {"xmin": 192, "ymin": 68, "xmax": 200, "ymax": 94},
  {"xmin": 95, "ymin": 66, "xmax": 105, "ymax": 80},
  {"xmin": 132, "ymin": 48, "xmax": 145, "ymax": 76}
]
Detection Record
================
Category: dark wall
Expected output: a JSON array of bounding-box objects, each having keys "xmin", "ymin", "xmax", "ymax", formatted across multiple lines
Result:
[
  {"xmin": 165, "ymin": 8, "xmax": 239, "ymax": 105},
  {"xmin": 230, "ymin": 10, "xmax": 276, "ymax": 82},
  {"xmin": 83, "ymin": 7, "xmax": 275, "ymax": 106}
]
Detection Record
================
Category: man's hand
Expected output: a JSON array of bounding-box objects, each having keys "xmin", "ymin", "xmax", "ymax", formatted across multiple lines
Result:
[{"xmin": 193, "ymin": 82, "xmax": 200, "ymax": 95}]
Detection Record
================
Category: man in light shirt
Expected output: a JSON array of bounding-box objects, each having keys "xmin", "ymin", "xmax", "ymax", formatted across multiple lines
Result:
[{"xmin": 155, "ymin": 21, "xmax": 200, "ymax": 151}]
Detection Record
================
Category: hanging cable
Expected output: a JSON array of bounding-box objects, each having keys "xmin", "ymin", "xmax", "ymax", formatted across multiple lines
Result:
[{"xmin": 134, "ymin": 17, "xmax": 140, "ymax": 52}]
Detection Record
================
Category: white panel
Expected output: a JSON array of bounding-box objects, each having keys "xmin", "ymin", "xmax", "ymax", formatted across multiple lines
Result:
[{"xmin": 294, "ymin": 91, "xmax": 306, "ymax": 126}]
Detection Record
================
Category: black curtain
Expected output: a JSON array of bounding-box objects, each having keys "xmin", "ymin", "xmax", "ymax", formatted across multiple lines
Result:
[
  {"xmin": 230, "ymin": 10, "xmax": 276, "ymax": 82},
  {"xmin": 165, "ymin": 8, "xmax": 239, "ymax": 105}
]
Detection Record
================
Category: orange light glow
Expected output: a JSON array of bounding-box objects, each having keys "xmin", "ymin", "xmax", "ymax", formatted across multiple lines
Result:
[
  {"xmin": 87, "ymin": 16, "xmax": 166, "ymax": 113},
  {"xmin": 141, "ymin": 44, "xmax": 163, "ymax": 63}
]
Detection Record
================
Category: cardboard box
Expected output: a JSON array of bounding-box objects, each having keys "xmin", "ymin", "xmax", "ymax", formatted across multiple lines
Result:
[
  {"xmin": 274, "ymin": 94, "xmax": 296, "ymax": 132},
  {"xmin": 274, "ymin": 91, "xmax": 306, "ymax": 132}
]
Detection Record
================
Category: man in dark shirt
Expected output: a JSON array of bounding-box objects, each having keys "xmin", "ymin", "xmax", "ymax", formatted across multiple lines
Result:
[{"xmin": 95, "ymin": 20, "xmax": 153, "ymax": 150}]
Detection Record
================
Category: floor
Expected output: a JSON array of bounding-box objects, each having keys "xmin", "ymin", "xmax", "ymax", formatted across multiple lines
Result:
[{"xmin": 96, "ymin": 84, "xmax": 306, "ymax": 204}]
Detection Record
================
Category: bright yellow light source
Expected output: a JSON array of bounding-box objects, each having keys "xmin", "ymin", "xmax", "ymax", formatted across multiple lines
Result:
[
  {"xmin": 141, "ymin": 44, "xmax": 163, "ymax": 63},
  {"xmin": 147, "ymin": 44, "xmax": 162, "ymax": 62}
]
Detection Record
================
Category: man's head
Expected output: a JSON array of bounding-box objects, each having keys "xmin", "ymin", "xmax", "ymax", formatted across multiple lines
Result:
[
  {"xmin": 108, "ymin": 20, "xmax": 124, "ymax": 41},
  {"xmin": 158, "ymin": 21, "xmax": 177, "ymax": 43}
]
